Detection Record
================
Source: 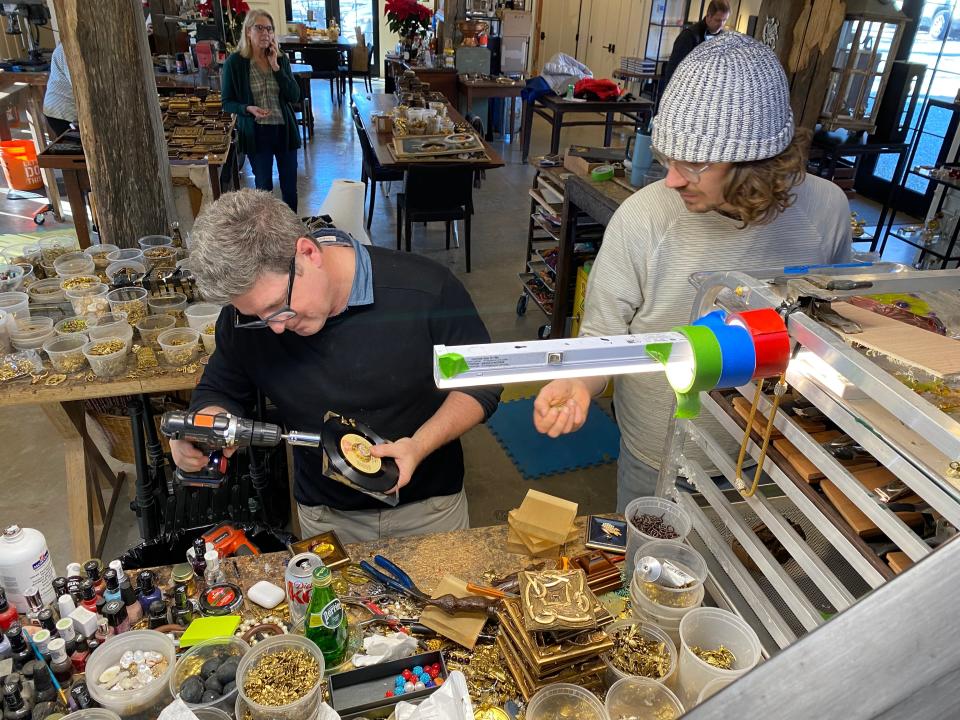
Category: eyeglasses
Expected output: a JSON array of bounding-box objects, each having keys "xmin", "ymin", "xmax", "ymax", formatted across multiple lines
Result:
[
  {"xmin": 234, "ymin": 256, "xmax": 297, "ymax": 329},
  {"xmin": 652, "ymin": 148, "xmax": 714, "ymax": 184},
  {"xmin": 253, "ymin": 24, "xmax": 275, "ymax": 33}
]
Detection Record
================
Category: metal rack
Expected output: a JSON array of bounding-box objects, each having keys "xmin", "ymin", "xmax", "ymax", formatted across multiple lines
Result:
[{"xmin": 657, "ymin": 267, "xmax": 960, "ymax": 713}]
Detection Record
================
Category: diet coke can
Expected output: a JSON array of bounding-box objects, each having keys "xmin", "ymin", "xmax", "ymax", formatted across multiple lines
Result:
[{"xmin": 286, "ymin": 552, "xmax": 324, "ymax": 622}]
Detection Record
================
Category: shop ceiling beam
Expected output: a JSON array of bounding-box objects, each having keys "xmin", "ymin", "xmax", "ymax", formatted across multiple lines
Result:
[{"xmin": 53, "ymin": 0, "xmax": 176, "ymax": 247}]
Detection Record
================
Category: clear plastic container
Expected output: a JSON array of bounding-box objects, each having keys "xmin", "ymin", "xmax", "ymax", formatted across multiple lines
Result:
[
  {"xmin": 84, "ymin": 244, "xmax": 120, "ymax": 272},
  {"xmin": 27, "ymin": 279, "xmax": 65, "ymax": 305},
  {"xmin": 106, "ymin": 287, "xmax": 149, "ymax": 325},
  {"xmin": 59, "ymin": 274, "xmax": 101, "ymax": 293},
  {"xmin": 138, "ymin": 234, "xmax": 174, "ymax": 250},
  {"xmin": 624, "ymin": 496, "xmax": 692, "ymax": 577},
  {"xmin": 136, "ymin": 314, "xmax": 176, "ymax": 348},
  {"xmin": 148, "ymin": 292, "xmax": 188, "ymax": 323},
  {"xmin": 66, "ymin": 283, "xmax": 110, "ymax": 316},
  {"xmin": 143, "ymin": 245, "xmax": 178, "ymax": 272},
  {"xmin": 604, "ymin": 677, "xmax": 684, "ymax": 720},
  {"xmin": 184, "ymin": 302, "xmax": 222, "ymax": 331},
  {"xmin": 15, "ymin": 263, "xmax": 35, "ymax": 290},
  {"xmin": 38, "ymin": 236, "xmax": 75, "ymax": 263},
  {"xmin": 87, "ymin": 312, "xmax": 134, "ymax": 347},
  {"xmin": 105, "ymin": 260, "xmax": 146, "ymax": 284},
  {"xmin": 634, "ymin": 540, "xmax": 708, "ymax": 609},
  {"xmin": 0, "ymin": 263, "xmax": 24, "ymax": 292},
  {"xmin": 82, "ymin": 335, "xmax": 131, "ymax": 378},
  {"xmin": 106, "ymin": 248, "xmax": 145, "ymax": 265},
  {"xmin": 62, "ymin": 710, "xmax": 122, "ymax": 720},
  {"xmin": 201, "ymin": 326, "xmax": 216, "ymax": 354},
  {"xmin": 0, "ymin": 310, "xmax": 10, "ymax": 354},
  {"xmin": 192, "ymin": 709, "xmax": 232, "ymax": 720},
  {"xmin": 85, "ymin": 629, "xmax": 176, "ymax": 718},
  {"xmin": 4, "ymin": 243, "xmax": 41, "ymax": 272},
  {"xmin": 675, "ymin": 607, "xmax": 762, "ymax": 708},
  {"xmin": 696, "ymin": 676, "xmax": 735, "ymax": 705},
  {"xmin": 602, "ymin": 618, "xmax": 677, "ymax": 687},
  {"xmin": 158, "ymin": 327, "xmax": 200, "ymax": 366},
  {"xmin": 55, "ymin": 315, "xmax": 91, "ymax": 337},
  {"xmin": 526, "ymin": 683, "xmax": 606, "ymax": 720},
  {"xmin": 235, "ymin": 634, "xmax": 325, "ymax": 720},
  {"xmin": 54, "ymin": 251, "xmax": 96, "ymax": 278},
  {"xmin": 170, "ymin": 635, "xmax": 249, "ymax": 712},
  {"xmin": 0, "ymin": 290, "xmax": 29, "ymax": 319},
  {"xmin": 44, "ymin": 334, "xmax": 89, "ymax": 373},
  {"xmin": 11, "ymin": 317, "xmax": 54, "ymax": 351},
  {"xmin": 630, "ymin": 582, "xmax": 701, "ymax": 646}
]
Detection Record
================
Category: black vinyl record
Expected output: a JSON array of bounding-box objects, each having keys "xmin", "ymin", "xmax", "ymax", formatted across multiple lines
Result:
[{"xmin": 322, "ymin": 415, "xmax": 400, "ymax": 493}]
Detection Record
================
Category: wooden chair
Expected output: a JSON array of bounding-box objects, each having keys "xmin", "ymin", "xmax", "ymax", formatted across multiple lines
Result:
[
  {"xmin": 340, "ymin": 42, "xmax": 375, "ymax": 95},
  {"xmin": 396, "ymin": 167, "xmax": 475, "ymax": 272},
  {"xmin": 301, "ymin": 46, "xmax": 341, "ymax": 105},
  {"xmin": 351, "ymin": 105, "xmax": 404, "ymax": 229},
  {"xmin": 291, "ymin": 73, "xmax": 313, "ymax": 145}
]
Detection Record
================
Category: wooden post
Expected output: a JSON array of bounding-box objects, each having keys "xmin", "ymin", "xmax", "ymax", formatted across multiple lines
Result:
[{"xmin": 53, "ymin": 0, "xmax": 176, "ymax": 248}]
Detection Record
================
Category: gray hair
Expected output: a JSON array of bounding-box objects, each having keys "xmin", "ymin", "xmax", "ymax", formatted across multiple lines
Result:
[
  {"xmin": 237, "ymin": 10, "xmax": 276, "ymax": 59},
  {"xmin": 189, "ymin": 189, "xmax": 306, "ymax": 303}
]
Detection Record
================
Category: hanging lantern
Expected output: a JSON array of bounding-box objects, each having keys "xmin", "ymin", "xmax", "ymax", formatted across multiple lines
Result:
[{"xmin": 820, "ymin": 0, "xmax": 908, "ymax": 133}]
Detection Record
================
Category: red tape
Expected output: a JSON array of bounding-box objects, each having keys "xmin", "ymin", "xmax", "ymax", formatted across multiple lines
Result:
[{"xmin": 726, "ymin": 309, "xmax": 790, "ymax": 379}]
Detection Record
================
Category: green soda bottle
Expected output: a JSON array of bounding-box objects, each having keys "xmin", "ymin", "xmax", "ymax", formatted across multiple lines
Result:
[{"xmin": 304, "ymin": 565, "xmax": 349, "ymax": 665}]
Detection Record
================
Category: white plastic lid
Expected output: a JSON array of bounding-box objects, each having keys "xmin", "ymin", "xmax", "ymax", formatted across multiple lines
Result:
[
  {"xmin": 3, "ymin": 525, "xmax": 22, "ymax": 540},
  {"xmin": 48, "ymin": 637, "xmax": 67, "ymax": 660},
  {"xmin": 67, "ymin": 562, "xmax": 83, "ymax": 577},
  {"xmin": 204, "ymin": 549, "xmax": 219, "ymax": 564}
]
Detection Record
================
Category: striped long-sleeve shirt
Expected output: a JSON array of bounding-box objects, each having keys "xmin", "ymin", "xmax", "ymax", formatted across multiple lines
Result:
[
  {"xmin": 43, "ymin": 45, "xmax": 77, "ymax": 123},
  {"xmin": 580, "ymin": 173, "xmax": 852, "ymax": 471}
]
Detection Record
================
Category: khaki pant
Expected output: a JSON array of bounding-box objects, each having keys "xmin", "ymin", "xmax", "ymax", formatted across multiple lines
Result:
[{"xmin": 297, "ymin": 489, "xmax": 469, "ymax": 544}]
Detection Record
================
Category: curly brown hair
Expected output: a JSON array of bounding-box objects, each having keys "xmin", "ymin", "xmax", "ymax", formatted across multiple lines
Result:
[{"xmin": 722, "ymin": 128, "xmax": 812, "ymax": 228}]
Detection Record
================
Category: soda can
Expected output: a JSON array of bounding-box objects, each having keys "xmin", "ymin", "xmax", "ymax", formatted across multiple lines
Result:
[{"xmin": 286, "ymin": 552, "xmax": 324, "ymax": 622}]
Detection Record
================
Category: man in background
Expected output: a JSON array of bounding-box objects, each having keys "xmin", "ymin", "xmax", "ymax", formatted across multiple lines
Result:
[
  {"xmin": 663, "ymin": 0, "xmax": 731, "ymax": 87},
  {"xmin": 42, "ymin": 44, "xmax": 76, "ymax": 137}
]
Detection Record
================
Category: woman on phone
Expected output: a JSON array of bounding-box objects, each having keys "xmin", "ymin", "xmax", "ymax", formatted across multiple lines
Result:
[{"xmin": 222, "ymin": 11, "xmax": 301, "ymax": 211}]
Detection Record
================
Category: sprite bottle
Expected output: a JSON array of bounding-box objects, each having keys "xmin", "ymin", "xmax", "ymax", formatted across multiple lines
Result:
[{"xmin": 304, "ymin": 565, "xmax": 349, "ymax": 665}]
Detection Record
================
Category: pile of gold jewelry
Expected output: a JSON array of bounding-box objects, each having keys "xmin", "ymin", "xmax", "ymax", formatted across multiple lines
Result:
[
  {"xmin": 691, "ymin": 644, "xmax": 736, "ymax": 670},
  {"xmin": 608, "ymin": 625, "xmax": 671, "ymax": 679}
]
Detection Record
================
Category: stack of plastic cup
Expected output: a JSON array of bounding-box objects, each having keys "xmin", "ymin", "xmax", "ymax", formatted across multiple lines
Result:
[
  {"xmin": 604, "ymin": 676, "xmax": 684, "ymax": 720},
  {"xmin": 630, "ymin": 540, "xmax": 707, "ymax": 644},
  {"xmin": 624, "ymin": 496, "xmax": 692, "ymax": 578},
  {"xmin": 602, "ymin": 618, "xmax": 677, "ymax": 688}
]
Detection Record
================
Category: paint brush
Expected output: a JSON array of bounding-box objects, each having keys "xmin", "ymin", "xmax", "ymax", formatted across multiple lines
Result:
[{"xmin": 25, "ymin": 632, "xmax": 73, "ymax": 710}]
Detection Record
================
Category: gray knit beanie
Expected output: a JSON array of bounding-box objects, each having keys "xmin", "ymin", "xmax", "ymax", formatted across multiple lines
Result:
[{"xmin": 652, "ymin": 32, "xmax": 794, "ymax": 163}]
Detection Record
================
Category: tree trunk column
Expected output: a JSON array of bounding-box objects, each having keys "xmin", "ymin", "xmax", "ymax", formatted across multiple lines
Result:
[{"xmin": 53, "ymin": 0, "xmax": 176, "ymax": 247}]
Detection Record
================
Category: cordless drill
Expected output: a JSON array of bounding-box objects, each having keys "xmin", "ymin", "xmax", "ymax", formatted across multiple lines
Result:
[{"xmin": 160, "ymin": 410, "xmax": 322, "ymax": 488}]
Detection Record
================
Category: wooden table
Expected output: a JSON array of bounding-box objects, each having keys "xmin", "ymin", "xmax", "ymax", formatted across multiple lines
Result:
[
  {"xmin": 520, "ymin": 93, "xmax": 653, "ymax": 162},
  {"xmin": 385, "ymin": 56, "xmax": 460, "ymax": 106},
  {"xmin": 458, "ymin": 77, "xmax": 523, "ymax": 142},
  {"xmin": 38, "ymin": 116, "xmax": 238, "ymax": 249},
  {"xmin": 0, "ymin": 367, "xmax": 202, "ymax": 561},
  {"xmin": 351, "ymin": 91, "xmax": 505, "ymax": 170}
]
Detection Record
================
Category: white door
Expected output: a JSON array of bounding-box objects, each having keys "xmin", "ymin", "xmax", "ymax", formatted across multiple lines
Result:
[
  {"xmin": 583, "ymin": 0, "xmax": 644, "ymax": 79},
  {"xmin": 537, "ymin": 0, "xmax": 588, "ymax": 70}
]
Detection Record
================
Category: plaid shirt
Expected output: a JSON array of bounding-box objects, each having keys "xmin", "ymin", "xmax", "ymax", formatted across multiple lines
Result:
[{"xmin": 249, "ymin": 61, "xmax": 284, "ymax": 125}]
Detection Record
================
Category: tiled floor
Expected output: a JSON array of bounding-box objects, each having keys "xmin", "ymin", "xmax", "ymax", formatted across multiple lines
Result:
[{"xmin": 0, "ymin": 80, "xmax": 926, "ymax": 569}]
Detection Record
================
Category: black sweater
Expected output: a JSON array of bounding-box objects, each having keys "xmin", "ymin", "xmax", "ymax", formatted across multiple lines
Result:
[{"xmin": 190, "ymin": 247, "xmax": 501, "ymax": 510}]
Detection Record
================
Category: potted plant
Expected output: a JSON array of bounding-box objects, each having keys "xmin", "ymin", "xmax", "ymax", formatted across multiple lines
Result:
[
  {"xmin": 198, "ymin": 0, "xmax": 250, "ymax": 51},
  {"xmin": 385, "ymin": 0, "xmax": 433, "ymax": 61}
]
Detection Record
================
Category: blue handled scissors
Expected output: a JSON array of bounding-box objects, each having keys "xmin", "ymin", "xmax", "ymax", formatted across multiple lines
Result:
[{"xmin": 359, "ymin": 555, "xmax": 429, "ymax": 601}]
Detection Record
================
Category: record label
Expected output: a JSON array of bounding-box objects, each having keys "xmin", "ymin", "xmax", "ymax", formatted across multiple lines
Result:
[{"xmin": 339, "ymin": 432, "xmax": 382, "ymax": 474}]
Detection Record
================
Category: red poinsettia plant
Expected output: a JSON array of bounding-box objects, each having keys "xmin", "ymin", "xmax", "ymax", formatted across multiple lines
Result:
[
  {"xmin": 198, "ymin": 0, "xmax": 250, "ymax": 48},
  {"xmin": 385, "ymin": 0, "xmax": 433, "ymax": 40}
]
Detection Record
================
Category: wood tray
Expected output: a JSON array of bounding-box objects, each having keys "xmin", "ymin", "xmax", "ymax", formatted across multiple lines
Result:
[{"xmin": 820, "ymin": 466, "xmax": 925, "ymax": 538}]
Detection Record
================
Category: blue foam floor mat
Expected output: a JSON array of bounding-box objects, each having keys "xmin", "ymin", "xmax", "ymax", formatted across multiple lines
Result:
[{"xmin": 486, "ymin": 397, "xmax": 620, "ymax": 480}]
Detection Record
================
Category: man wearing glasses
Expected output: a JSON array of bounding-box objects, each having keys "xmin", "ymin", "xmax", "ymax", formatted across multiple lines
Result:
[
  {"xmin": 170, "ymin": 189, "xmax": 501, "ymax": 542},
  {"xmin": 532, "ymin": 33, "xmax": 851, "ymax": 509}
]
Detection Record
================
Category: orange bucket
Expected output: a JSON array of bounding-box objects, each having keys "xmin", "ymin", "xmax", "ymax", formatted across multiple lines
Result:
[{"xmin": 0, "ymin": 140, "xmax": 43, "ymax": 191}]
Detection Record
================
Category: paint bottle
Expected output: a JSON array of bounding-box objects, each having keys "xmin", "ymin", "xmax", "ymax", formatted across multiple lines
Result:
[
  {"xmin": 5, "ymin": 625, "xmax": 32, "ymax": 671},
  {"xmin": 70, "ymin": 682, "xmax": 96, "ymax": 710},
  {"xmin": 1, "ymin": 683, "xmax": 30, "ymax": 720},
  {"xmin": 37, "ymin": 609, "xmax": 55, "ymax": 635},
  {"xmin": 102, "ymin": 570, "xmax": 122, "ymax": 604},
  {"xmin": 0, "ymin": 589, "xmax": 19, "ymax": 631},
  {"xmin": 148, "ymin": 600, "xmax": 168, "ymax": 629},
  {"xmin": 47, "ymin": 637, "xmax": 73, "ymax": 683},
  {"xmin": 103, "ymin": 601, "xmax": 129, "ymax": 635},
  {"xmin": 84, "ymin": 560, "xmax": 105, "ymax": 597},
  {"xmin": 0, "ymin": 526, "xmax": 56, "ymax": 612},
  {"xmin": 23, "ymin": 586, "xmax": 43, "ymax": 626},
  {"xmin": 137, "ymin": 571, "xmax": 162, "ymax": 616},
  {"xmin": 55, "ymin": 617, "xmax": 75, "ymax": 655},
  {"xmin": 120, "ymin": 577, "xmax": 142, "ymax": 624},
  {"xmin": 57, "ymin": 591, "xmax": 76, "ymax": 621},
  {"xmin": 0, "ymin": 632, "xmax": 9, "ymax": 661},
  {"xmin": 204, "ymin": 550, "xmax": 225, "ymax": 586},
  {"xmin": 79, "ymin": 581, "xmax": 98, "ymax": 613},
  {"xmin": 70, "ymin": 634, "xmax": 89, "ymax": 673}
]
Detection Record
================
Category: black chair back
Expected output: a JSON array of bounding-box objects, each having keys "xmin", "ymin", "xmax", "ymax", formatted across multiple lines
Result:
[
  {"xmin": 302, "ymin": 46, "xmax": 341, "ymax": 76},
  {"xmin": 403, "ymin": 167, "xmax": 474, "ymax": 212}
]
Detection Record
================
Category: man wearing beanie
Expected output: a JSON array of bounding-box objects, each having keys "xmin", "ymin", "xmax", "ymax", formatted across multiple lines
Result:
[
  {"xmin": 532, "ymin": 33, "xmax": 851, "ymax": 509},
  {"xmin": 664, "ymin": 0, "xmax": 731, "ymax": 87}
]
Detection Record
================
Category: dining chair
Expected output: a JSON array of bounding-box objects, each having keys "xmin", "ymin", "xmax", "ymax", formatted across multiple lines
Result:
[
  {"xmin": 351, "ymin": 105, "xmax": 404, "ymax": 229},
  {"xmin": 396, "ymin": 167, "xmax": 475, "ymax": 272}
]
